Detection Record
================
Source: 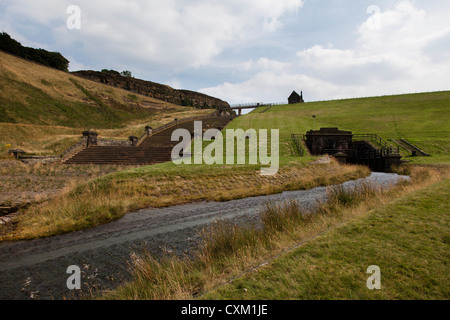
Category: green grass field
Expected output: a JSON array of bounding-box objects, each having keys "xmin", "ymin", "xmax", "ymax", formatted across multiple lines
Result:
[{"xmin": 202, "ymin": 178, "xmax": 450, "ymax": 300}]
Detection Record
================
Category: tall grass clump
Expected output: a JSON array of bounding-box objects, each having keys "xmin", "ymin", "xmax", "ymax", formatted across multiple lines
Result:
[
  {"xmin": 327, "ymin": 181, "xmax": 379, "ymax": 208},
  {"xmin": 199, "ymin": 219, "xmax": 262, "ymax": 264},
  {"xmin": 261, "ymin": 200, "xmax": 312, "ymax": 234},
  {"xmin": 114, "ymin": 251, "xmax": 202, "ymax": 300}
]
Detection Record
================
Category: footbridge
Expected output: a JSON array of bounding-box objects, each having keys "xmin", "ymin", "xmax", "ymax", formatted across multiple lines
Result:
[{"xmin": 225, "ymin": 102, "xmax": 286, "ymax": 115}]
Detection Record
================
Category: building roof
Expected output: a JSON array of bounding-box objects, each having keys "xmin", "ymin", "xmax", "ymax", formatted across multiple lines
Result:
[{"xmin": 289, "ymin": 91, "xmax": 300, "ymax": 99}]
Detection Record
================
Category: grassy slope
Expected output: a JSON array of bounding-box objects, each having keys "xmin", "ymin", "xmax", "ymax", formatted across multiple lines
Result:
[
  {"xmin": 203, "ymin": 178, "xmax": 450, "ymax": 300},
  {"xmin": 230, "ymin": 91, "xmax": 450, "ymax": 163},
  {"xmin": 0, "ymin": 50, "xmax": 210, "ymax": 155}
]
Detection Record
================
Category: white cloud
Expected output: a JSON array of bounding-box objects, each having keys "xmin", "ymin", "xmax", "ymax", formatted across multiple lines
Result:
[
  {"xmin": 0, "ymin": 0, "xmax": 304, "ymax": 70},
  {"xmin": 201, "ymin": 1, "xmax": 450, "ymax": 103},
  {"xmin": 2, "ymin": 0, "xmax": 449, "ymax": 104}
]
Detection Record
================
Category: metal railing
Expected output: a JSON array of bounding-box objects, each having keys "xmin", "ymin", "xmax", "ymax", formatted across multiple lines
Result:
[
  {"xmin": 353, "ymin": 134, "xmax": 399, "ymax": 154},
  {"xmin": 291, "ymin": 132, "xmax": 401, "ymax": 159},
  {"xmin": 229, "ymin": 102, "xmax": 288, "ymax": 109},
  {"xmin": 399, "ymin": 138, "xmax": 430, "ymax": 156}
]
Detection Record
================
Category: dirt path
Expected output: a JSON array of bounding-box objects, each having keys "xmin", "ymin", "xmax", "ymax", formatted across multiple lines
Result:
[{"xmin": 0, "ymin": 173, "xmax": 408, "ymax": 300}]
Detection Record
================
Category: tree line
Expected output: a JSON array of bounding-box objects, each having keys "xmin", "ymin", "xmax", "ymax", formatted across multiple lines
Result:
[{"xmin": 0, "ymin": 32, "xmax": 69, "ymax": 71}]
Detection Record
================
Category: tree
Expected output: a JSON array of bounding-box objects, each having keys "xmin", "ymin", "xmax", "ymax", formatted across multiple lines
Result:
[
  {"xmin": 0, "ymin": 32, "xmax": 69, "ymax": 71},
  {"xmin": 101, "ymin": 69, "xmax": 121, "ymax": 75},
  {"xmin": 121, "ymin": 70, "xmax": 132, "ymax": 78}
]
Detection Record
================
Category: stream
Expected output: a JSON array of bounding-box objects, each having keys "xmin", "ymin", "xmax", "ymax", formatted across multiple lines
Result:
[{"xmin": 0, "ymin": 172, "xmax": 409, "ymax": 300}]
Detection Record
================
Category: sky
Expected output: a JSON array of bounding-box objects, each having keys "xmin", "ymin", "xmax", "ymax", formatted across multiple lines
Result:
[{"xmin": 1, "ymin": 0, "xmax": 449, "ymax": 106}]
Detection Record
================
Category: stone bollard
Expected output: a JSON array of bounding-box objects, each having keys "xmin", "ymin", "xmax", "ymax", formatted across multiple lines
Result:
[
  {"xmin": 8, "ymin": 149, "xmax": 26, "ymax": 160},
  {"xmin": 145, "ymin": 126, "xmax": 153, "ymax": 137},
  {"xmin": 129, "ymin": 136, "xmax": 139, "ymax": 147},
  {"xmin": 82, "ymin": 131, "xmax": 98, "ymax": 147}
]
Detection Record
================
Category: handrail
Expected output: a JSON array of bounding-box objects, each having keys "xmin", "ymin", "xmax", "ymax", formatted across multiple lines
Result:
[
  {"xmin": 353, "ymin": 133, "xmax": 399, "ymax": 154},
  {"xmin": 399, "ymin": 138, "xmax": 430, "ymax": 156},
  {"xmin": 229, "ymin": 102, "xmax": 288, "ymax": 109},
  {"xmin": 293, "ymin": 132, "xmax": 400, "ymax": 158}
]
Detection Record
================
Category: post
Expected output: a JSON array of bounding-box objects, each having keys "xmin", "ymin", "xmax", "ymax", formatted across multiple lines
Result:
[
  {"xmin": 8, "ymin": 149, "xmax": 25, "ymax": 160},
  {"xmin": 82, "ymin": 131, "xmax": 98, "ymax": 147},
  {"xmin": 129, "ymin": 136, "xmax": 138, "ymax": 147},
  {"xmin": 145, "ymin": 126, "xmax": 153, "ymax": 137}
]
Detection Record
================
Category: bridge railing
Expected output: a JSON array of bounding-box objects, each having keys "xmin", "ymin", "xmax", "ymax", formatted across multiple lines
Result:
[
  {"xmin": 229, "ymin": 103, "xmax": 263, "ymax": 108},
  {"xmin": 353, "ymin": 134, "xmax": 399, "ymax": 154},
  {"xmin": 229, "ymin": 102, "xmax": 288, "ymax": 109}
]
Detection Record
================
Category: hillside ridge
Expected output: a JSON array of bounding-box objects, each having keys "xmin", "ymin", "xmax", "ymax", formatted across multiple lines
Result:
[
  {"xmin": 0, "ymin": 50, "xmax": 213, "ymax": 129},
  {"xmin": 72, "ymin": 70, "xmax": 230, "ymax": 111}
]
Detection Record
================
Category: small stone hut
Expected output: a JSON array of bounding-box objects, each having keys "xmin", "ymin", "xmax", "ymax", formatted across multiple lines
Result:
[{"xmin": 288, "ymin": 91, "xmax": 304, "ymax": 104}]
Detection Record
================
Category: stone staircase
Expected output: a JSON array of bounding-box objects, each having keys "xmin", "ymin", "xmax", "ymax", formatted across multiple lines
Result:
[
  {"xmin": 139, "ymin": 115, "xmax": 235, "ymax": 148},
  {"xmin": 64, "ymin": 146, "xmax": 173, "ymax": 165},
  {"xmin": 63, "ymin": 114, "xmax": 236, "ymax": 165}
]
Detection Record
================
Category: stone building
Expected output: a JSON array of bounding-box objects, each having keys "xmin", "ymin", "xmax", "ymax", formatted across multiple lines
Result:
[
  {"xmin": 305, "ymin": 127, "xmax": 353, "ymax": 156},
  {"xmin": 288, "ymin": 91, "xmax": 304, "ymax": 104},
  {"xmin": 304, "ymin": 127, "xmax": 402, "ymax": 172}
]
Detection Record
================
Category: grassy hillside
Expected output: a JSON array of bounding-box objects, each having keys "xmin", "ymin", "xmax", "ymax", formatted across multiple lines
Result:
[
  {"xmin": 230, "ymin": 91, "xmax": 450, "ymax": 164},
  {"xmin": 0, "ymin": 50, "xmax": 211, "ymax": 155}
]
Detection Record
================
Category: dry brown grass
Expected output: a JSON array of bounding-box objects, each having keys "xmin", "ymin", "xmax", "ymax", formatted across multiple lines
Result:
[
  {"xmin": 0, "ymin": 160, "xmax": 138, "ymax": 206},
  {"xmin": 96, "ymin": 109, "xmax": 212, "ymax": 139},
  {"xmin": 0, "ymin": 51, "xmax": 179, "ymax": 109},
  {"xmin": 0, "ymin": 160, "xmax": 369, "ymax": 241},
  {"xmin": 0, "ymin": 106, "xmax": 211, "ymax": 157},
  {"xmin": 0, "ymin": 50, "xmax": 211, "ymax": 156}
]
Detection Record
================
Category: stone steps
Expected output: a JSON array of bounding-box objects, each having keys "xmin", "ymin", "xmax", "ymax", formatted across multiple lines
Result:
[
  {"xmin": 64, "ymin": 146, "xmax": 173, "ymax": 165},
  {"xmin": 64, "ymin": 115, "xmax": 235, "ymax": 165}
]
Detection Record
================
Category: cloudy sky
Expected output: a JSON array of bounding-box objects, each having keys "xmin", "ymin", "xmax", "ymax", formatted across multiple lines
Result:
[{"xmin": 1, "ymin": 0, "xmax": 449, "ymax": 105}]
